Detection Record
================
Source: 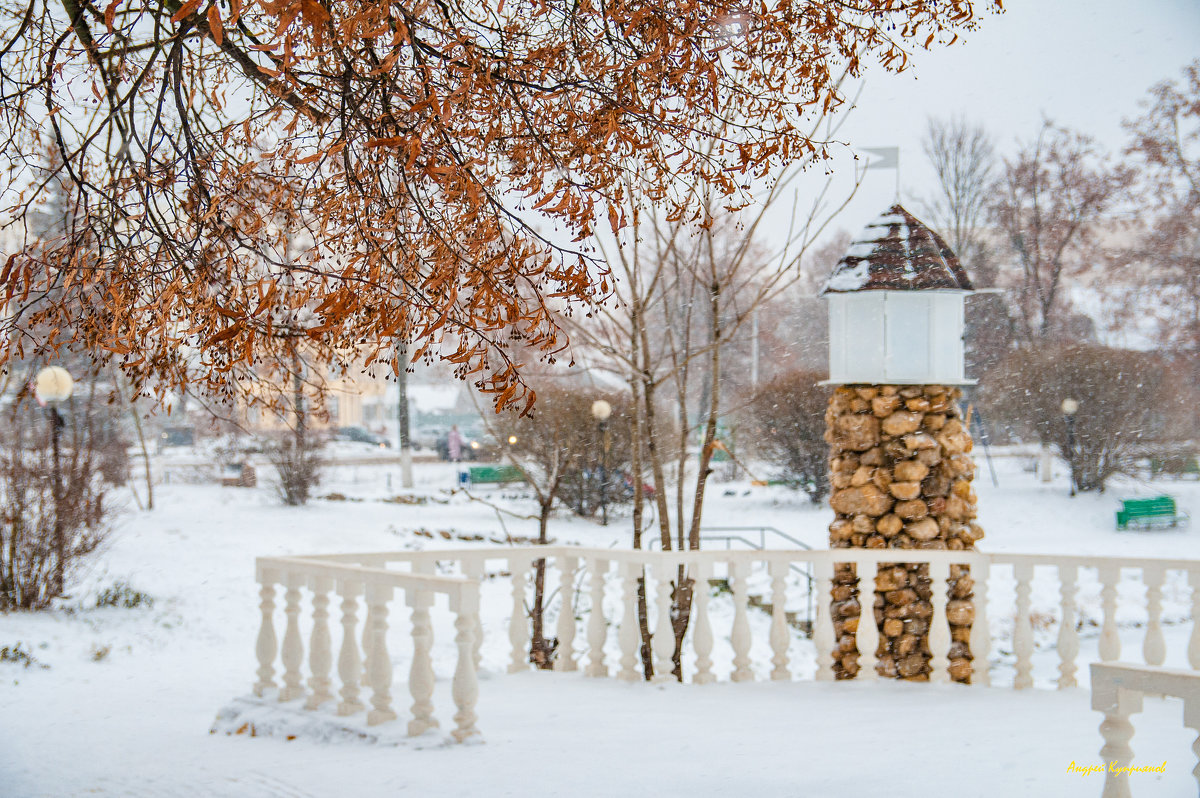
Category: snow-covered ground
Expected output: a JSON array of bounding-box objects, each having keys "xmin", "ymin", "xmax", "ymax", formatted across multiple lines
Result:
[{"xmin": 3, "ymin": 454, "xmax": 1199, "ymax": 797}]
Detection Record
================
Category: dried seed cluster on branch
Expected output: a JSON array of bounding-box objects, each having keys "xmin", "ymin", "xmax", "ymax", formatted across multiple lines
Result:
[
  {"xmin": 0, "ymin": 1, "xmax": 995, "ymax": 411},
  {"xmin": 825, "ymin": 383, "xmax": 983, "ymax": 683}
]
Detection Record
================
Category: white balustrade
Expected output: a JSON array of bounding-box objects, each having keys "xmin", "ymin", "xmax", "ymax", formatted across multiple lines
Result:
[
  {"xmin": 692, "ymin": 559, "xmax": 716, "ymax": 685},
  {"xmin": 279, "ymin": 575, "xmax": 306, "ymax": 701},
  {"xmin": 304, "ymin": 576, "xmax": 334, "ymax": 709},
  {"xmin": 1143, "ymin": 566, "xmax": 1166, "ymax": 667},
  {"xmin": 1091, "ymin": 663, "xmax": 1200, "ymax": 798},
  {"xmin": 1056, "ymin": 564, "xmax": 1079, "ymax": 689},
  {"xmin": 730, "ymin": 561, "xmax": 753, "ymax": 682},
  {"xmin": 252, "ymin": 555, "xmax": 483, "ymax": 743},
  {"xmin": 244, "ymin": 546, "xmax": 1200, "ymax": 752},
  {"xmin": 768, "ymin": 561, "xmax": 790, "ymax": 681},
  {"xmin": 928, "ymin": 560, "xmax": 951, "ymax": 685},
  {"xmin": 1099, "ymin": 564, "xmax": 1122, "ymax": 662},
  {"xmin": 617, "ymin": 562, "xmax": 641, "ymax": 682},
  {"xmin": 1013, "ymin": 562, "xmax": 1034, "ymax": 690},
  {"xmin": 854, "ymin": 560, "xmax": 879, "ymax": 682},
  {"xmin": 652, "ymin": 562, "xmax": 676, "ymax": 683},
  {"xmin": 554, "ymin": 555, "xmax": 579, "ymax": 673},
  {"xmin": 585, "ymin": 557, "xmax": 608, "ymax": 678},
  {"xmin": 813, "ymin": 559, "xmax": 835, "ymax": 682}
]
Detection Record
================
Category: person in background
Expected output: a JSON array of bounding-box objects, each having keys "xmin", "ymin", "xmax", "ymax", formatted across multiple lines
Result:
[{"xmin": 447, "ymin": 425, "xmax": 463, "ymax": 462}]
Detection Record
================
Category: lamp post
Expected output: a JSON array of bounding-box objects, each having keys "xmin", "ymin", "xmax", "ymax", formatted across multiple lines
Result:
[
  {"xmin": 591, "ymin": 399, "xmax": 612, "ymax": 526},
  {"xmin": 1061, "ymin": 398, "xmax": 1079, "ymax": 497},
  {"xmin": 35, "ymin": 366, "xmax": 74, "ymax": 597}
]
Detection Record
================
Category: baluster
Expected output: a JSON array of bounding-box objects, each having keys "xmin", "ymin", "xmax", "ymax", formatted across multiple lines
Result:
[
  {"xmin": 407, "ymin": 588, "xmax": 438, "ymax": 735},
  {"xmin": 304, "ymin": 576, "xmax": 335, "ymax": 709},
  {"xmin": 929, "ymin": 560, "xmax": 952, "ymax": 684},
  {"xmin": 462, "ymin": 559, "xmax": 485, "ymax": 672},
  {"xmin": 1184, "ymin": 695, "xmax": 1200, "ymax": 790},
  {"xmin": 364, "ymin": 584, "xmax": 396, "ymax": 726},
  {"xmin": 1056, "ymin": 564, "xmax": 1079, "ymax": 689},
  {"xmin": 508, "ymin": 556, "xmax": 529, "ymax": 674},
  {"xmin": 1098, "ymin": 688, "xmax": 1142, "ymax": 798},
  {"xmin": 1099, "ymin": 564, "xmax": 1122, "ymax": 663},
  {"xmin": 1013, "ymin": 562, "xmax": 1034, "ymax": 690},
  {"xmin": 585, "ymin": 558, "xmax": 609, "ymax": 678},
  {"xmin": 451, "ymin": 585, "xmax": 482, "ymax": 743},
  {"xmin": 813, "ymin": 559, "xmax": 836, "ymax": 682},
  {"xmin": 693, "ymin": 560, "xmax": 715, "ymax": 685},
  {"xmin": 730, "ymin": 561, "xmax": 753, "ymax": 682},
  {"xmin": 970, "ymin": 560, "xmax": 991, "ymax": 687},
  {"xmin": 769, "ymin": 560, "xmax": 790, "ymax": 681},
  {"xmin": 1189, "ymin": 570, "xmax": 1200, "ymax": 670},
  {"xmin": 1142, "ymin": 565, "xmax": 1166, "ymax": 667},
  {"xmin": 554, "ymin": 555, "xmax": 579, "ymax": 672},
  {"xmin": 652, "ymin": 561, "xmax": 675, "ymax": 683},
  {"xmin": 617, "ymin": 562, "xmax": 641, "ymax": 681},
  {"xmin": 854, "ymin": 559, "xmax": 879, "ymax": 682},
  {"xmin": 336, "ymin": 580, "xmax": 366, "ymax": 716},
  {"xmin": 279, "ymin": 574, "xmax": 306, "ymax": 701},
  {"xmin": 253, "ymin": 572, "xmax": 278, "ymax": 697}
]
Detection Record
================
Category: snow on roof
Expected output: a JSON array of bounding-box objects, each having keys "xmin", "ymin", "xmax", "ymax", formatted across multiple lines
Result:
[{"xmin": 821, "ymin": 204, "xmax": 973, "ymax": 294}]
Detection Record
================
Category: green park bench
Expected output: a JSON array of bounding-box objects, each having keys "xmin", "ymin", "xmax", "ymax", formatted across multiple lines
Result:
[
  {"xmin": 466, "ymin": 464, "xmax": 527, "ymax": 486},
  {"xmin": 1149, "ymin": 455, "xmax": 1200, "ymax": 480},
  {"xmin": 1116, "ymin": 495, "xmax": 1190, "ymax": 531}
]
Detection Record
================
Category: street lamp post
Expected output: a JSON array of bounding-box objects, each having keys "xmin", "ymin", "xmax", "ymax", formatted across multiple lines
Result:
[
  {"xmin": 1061, "ymin": 397, "xmax": 1079, "ymax": 497},
  {"xmin": 35, "ymin": 366, "xmax": 74, "ymax": 597},
  {"xmin": 591, "ymin": 400, "xmax": 612, "ymax": 526}
]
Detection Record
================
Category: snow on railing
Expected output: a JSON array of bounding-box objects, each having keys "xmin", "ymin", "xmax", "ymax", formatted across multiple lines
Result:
[
  {"xmin": 246, "ymin": 547, "xmax": 1200, "ymax": 742},
  {"xmin": 252, "ymin": 556, "xmax": 481, "ymax": 742},
  {"xmin": 1090, "ymin": 663, "xmax": 1200, "ymax": 797}
]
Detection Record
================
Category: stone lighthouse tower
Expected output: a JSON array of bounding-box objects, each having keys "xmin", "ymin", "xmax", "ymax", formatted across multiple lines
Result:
[{"xmin": 821, "ymin": 204, "xmax": 983, "ymax": 683}]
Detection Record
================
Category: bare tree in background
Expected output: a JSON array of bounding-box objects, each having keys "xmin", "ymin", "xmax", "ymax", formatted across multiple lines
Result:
[{"xmin": 991, "ymin": 120, "xmax": 1133, "ymax": 345}]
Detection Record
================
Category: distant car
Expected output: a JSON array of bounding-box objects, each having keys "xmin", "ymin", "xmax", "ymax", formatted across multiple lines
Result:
[
  {"xmin": 333, "ymin": 426, "xmax": 392, "ymax": 448},
  {"xmin": 157, "ymin": 426, "xmax": 195, "ymax": 452}
]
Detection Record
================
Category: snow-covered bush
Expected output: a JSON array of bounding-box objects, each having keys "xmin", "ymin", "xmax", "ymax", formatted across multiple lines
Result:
[{"xmin": 746, "ymin": 370, "xmax": 830, "ymax": 502}]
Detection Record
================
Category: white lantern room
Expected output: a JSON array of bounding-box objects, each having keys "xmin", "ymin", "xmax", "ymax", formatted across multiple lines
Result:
[{"xmin": 821, "ymin": 204, "xmax": 974, "ymax": 386}]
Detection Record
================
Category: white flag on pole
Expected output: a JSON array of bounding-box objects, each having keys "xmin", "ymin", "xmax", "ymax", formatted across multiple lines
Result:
[{"xmin": 861, "ymin": 146, "xmax": 899, "ymax": 170}]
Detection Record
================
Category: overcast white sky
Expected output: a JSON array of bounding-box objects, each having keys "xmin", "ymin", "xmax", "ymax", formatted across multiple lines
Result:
[{"xmin": 801, "ymin": 0, "xmax": 1200, "ymax": 246}]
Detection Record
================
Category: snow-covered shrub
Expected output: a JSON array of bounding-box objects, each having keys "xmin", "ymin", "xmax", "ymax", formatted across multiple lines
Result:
[
  {"xmin": 94, "ymin": 581, "xmax": 154, "ymax": 609},
  {"xmin": 263, "ymin": 433, "xmax": 323, "ymax": 506},
  {"xmin": 980, "ymin": 343, "xmax": 1188, "ymax": 492},
  {"xmin": 0, "ymin": 389, "xmax": 118, "ymax": 610}
]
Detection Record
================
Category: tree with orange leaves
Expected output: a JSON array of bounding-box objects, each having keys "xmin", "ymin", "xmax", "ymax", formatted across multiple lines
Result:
[{"xmin": 0, "ymin": 0, "xmax": 998, "ymax": 413}]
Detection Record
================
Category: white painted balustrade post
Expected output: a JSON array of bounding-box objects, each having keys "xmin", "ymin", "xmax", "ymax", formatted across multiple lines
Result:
[
  {"xmin": 730, "ymin": 560, "xmax": 753, "ymax": 683},
  {"xmin": 692, "ymin": 559, "xmax": 715, "ymax": 685},
  {"xmin": 970, "ymin": 559, "xmax": 991, "ymax": 687},
  {"xmin": 336, "ymin": 579, "xmax": 366, "ymax": 716},
  {"xmin": 1093, "ymin": 682, "xmax": 1143, "ymax": 798},
  {"xmin": 253, "ymin": 569, "xmax": 279, "ymax": 697},
  {"xmin": 585, "ymin": 558, "xmax": 609, "ymax": 678},
  {"xmin": 1099, "ymin": 564, "xmax": 1122, "ymax": 663},
  {"xmin": 462, "ymin": 559, "xmax": 485, "ymax": 672},
  {"xmin": 554, "ymin": 555, "xmax": 579, "ymax": 673},
  {"xmin": 1184, "ymin": 692, "xmax": 1200, "ymax": 791},
  {"xmin": 364, "ymin": 583, "xmax": 397, "ymax": 726},
  {"xmin": 928, "ymin": 560, "xmax": 951, "ymax": 685},
  {"xmin": 768, "ymin": 560, "xmax": 790, "ymax": 681},
  {"xmin": 304, "ymin": 576, "xmax": 335, "ymax": 709},
  {"xmin": 618, "ymin": 561, "xmax": 641, "ymax": 682},
  {"xmin": 451, "ymin": 584, "xmax": 482, "ymax": 743},
  {"xmin": 1190, "ymin": 570, "xmax": 1200, "ymax": 671},
  {"xmin": 854, "ymin": 558, "xmax": 879, "ymax": 682},
  {"xmin": 407, "ymin": 588, "xmax": 438, "ymax": 736},
  {"xmin": 279, "ymin": 573, "xmax": 307, "ymax": 702},
  {"xmin": 508, "ymin": 556, "xmax": 530, "ymax": 674},
  {"xmin": 652, "ymin": 560, "xmax": 676, "ymax": 683},
  {"xmin": 1143, "ymin": 565, "xmax": 1166, "ymax": 667},
  {"xmin": 1056, "ymin": 564, "xmax": 1079, "ymax": 690},
  {"xmin": 813, "ymin": 558, "xmax": 836, "ymax": 682},
  {"xmin": 1013, "ymin": 563, "xmax": 1035, "ymax": 690}
]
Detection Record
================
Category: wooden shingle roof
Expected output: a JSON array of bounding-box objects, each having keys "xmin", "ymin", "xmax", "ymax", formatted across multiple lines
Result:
[{"xmin": 822, "ymin": 204, "xmax": 973, "ymax": 294}]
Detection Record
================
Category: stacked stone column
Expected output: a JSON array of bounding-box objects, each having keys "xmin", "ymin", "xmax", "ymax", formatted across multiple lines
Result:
[{"xmin": 824, "ymin": 384, "xmax": 984, "ymax": 682}]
